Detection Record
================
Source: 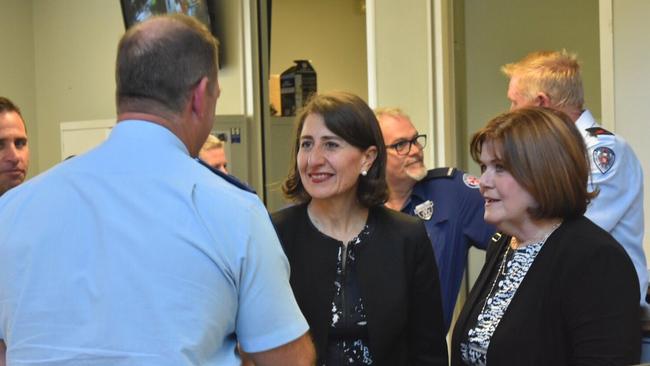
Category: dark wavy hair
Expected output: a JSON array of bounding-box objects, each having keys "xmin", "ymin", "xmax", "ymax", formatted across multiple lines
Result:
[
  {"xmin": 282, "ymin": 91, "xmax": 388, "ymax": 207},
  {"xmin": 470, "ymin": 106, "xmax": 597, "ymax": 219}
]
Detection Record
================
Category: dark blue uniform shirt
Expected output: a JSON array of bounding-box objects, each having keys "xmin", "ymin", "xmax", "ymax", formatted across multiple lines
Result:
[{"xmin": 401, "ymin": 167, "xmax": 495, "ymax": 332}]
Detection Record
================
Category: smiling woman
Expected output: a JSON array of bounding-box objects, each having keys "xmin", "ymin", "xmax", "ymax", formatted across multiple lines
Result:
[
  {"xmin": 451, "ymin": 107, "xmax": 640, "ymax": 366},
  {"xmin": 271, "ymin": 91, "xmax": 449, "ymax": 365}
]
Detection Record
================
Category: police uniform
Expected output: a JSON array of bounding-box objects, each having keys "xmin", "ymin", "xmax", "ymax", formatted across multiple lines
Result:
[
  {"xmin": 576, "ymin": 109, "xmax": 647, "ymax": 305},
  {"xmin": 401, "ymin": 167, "xmax": 496, "ymax": 331}
]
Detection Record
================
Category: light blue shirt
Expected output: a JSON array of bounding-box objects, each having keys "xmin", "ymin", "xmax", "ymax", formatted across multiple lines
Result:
[
  {"xmin": 577, "ymin": 110, "xmax": 647, "ymax": 305},
  {"xmin": 0, "ymin": 120, "xmax": 308, "ymax": 365}
]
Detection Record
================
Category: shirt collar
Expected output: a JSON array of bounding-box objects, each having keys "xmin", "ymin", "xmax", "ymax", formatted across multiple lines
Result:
[
  {"xmin": 111, "ymin": 120, "xmax": 190, "ymax": 156},
  {"xmin": 575, "ymin": 109, "xmax": 597, "ymax": 132}
]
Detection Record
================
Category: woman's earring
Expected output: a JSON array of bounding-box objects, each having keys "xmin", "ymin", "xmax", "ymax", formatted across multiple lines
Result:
[{"xmin": 361, "ymin": 170, "xmax": 368, "ymax": 176}]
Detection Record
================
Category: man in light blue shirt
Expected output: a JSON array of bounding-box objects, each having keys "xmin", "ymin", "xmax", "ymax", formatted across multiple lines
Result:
[
  {"xmin": 502, "ymin": 50, "xmax": 647, "ymax": 306},
  {"xmin": 0, "ymin": 15, "xmax": 314, "ymax": 366}
]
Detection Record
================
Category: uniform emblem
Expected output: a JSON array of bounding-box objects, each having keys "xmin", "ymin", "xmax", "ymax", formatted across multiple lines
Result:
[
  {"xmin": 593, "ymin": 147, "xmax": 615, "ymax": 174},
  {"xmin": 414, "ymin": 200, "xmax": 434, "ymax": 220},
  {"xmin": 462, "ymin": 173, "xmax": 480, "ymax": 189}
]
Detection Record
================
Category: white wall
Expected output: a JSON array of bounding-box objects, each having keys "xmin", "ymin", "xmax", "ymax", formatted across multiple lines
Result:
[
  {"xmin": 611, "ymin": 0, "xmax": 650, "ymax": 262},
  {"xmin": 0, "ymin": 0, "xmax": 37, "ymax": 175}
]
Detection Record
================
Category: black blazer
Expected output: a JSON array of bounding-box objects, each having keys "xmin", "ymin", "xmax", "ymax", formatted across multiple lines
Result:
[
  {"xmin": 451, "ymin": 216, "xmax": 640, "ymax": 366},
  {"xmin": 272, "ymin": 204, "xmax": 448, "ymax": 366}
]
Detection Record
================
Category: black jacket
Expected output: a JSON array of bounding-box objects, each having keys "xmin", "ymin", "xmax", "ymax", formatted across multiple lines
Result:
[
  {"xmin": 451, "ymin": 216, "xmax": 640, "ymax": 365},
  {"xmin": 272, "ymin": 204, "xmax": 448, "ymax": 365}
]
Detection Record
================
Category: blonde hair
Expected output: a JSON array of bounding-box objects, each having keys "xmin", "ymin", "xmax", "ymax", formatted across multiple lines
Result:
[
  {"xmin": 200, "ymin": 134, "xmax": 224, "ymax": 152},
  {"xmin": 374, "ymin": 107, "xmax": 412, "ymax": 123},
  {"xmin": 502, "ymin": 50, "xmax": 584, "ymax": 109}
]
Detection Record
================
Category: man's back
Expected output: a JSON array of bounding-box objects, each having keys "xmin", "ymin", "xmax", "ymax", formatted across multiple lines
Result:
[
  {"xmin": 0, "ymin": 121, "xmax": 307, "ymax": 365},
  {"xmin": 576, "ymin": 110, "xmax": 647, "ymax": 301}
]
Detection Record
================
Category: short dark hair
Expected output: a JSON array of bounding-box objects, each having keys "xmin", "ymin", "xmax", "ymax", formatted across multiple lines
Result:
[
  {"xmin": 0, "ymin": 97, "xmax": 22, "ymax": 117},
  {"xmin": 470, "ymin": 107, "xmax": 596, "ymax": 219},
  {"xmin": 115, "ymin": 14, "xmax": 219, "ymax": 115},
  {"xmin": 0, "ymin": 96, "xmax": 26, "ymax": 129},
  {"xmin": 282, "ymin": 91, "xmax": 388, "ymax": 207}
]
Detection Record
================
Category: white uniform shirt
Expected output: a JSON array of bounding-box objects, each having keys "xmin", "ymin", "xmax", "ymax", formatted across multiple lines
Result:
[
  {"xmin": 576, "ymin": 109, "xmax": 647, "ymax": 305},
  {"xmin": 0, "ymin": 120, "xmax": 308, "ymax": 365}
]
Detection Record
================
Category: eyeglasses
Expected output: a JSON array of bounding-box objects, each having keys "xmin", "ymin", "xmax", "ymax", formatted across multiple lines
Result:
[{"xmin": 386, "ymin": 134, "xmax": 427, "ymax": 155}]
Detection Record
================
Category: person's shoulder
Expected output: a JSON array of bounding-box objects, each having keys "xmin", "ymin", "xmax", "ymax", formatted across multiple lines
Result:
[
  {"xmin": 418, "ymin": 167, "xmax": 480, "ymax": 191},
  {"xmin": 192, "ymin": 167, "xmax": 265, "ymax": 222},
  {"xmin": 554, "ymin": 217, "xmax": 637, "ymax": 278},
  {"xmin": 196, "ymin": 158, "xmax": 257, "ymax": 194},
  {"xmin": 420, "ymin": 167, "xmax": 456, "ymax": 182},
  {"xmin": 373, "ymin": 206, "xmax": 426, "ymax": 236},
  {"xmin": 270, "ymin": 203, "xmax": 306, "ymax": 226},
  {"xmin": 555, "ymin": 216, "xmax": 624, "ymax": 254}
]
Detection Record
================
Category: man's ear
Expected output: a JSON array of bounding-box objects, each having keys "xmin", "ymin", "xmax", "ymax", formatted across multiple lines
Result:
[
  {"xmin": 535, "ymin": 92, "xmax": 552, "ymax": 107},
  {"xmin": 191, "ymin": 76, "xmax": 210, "ymax": 117}
]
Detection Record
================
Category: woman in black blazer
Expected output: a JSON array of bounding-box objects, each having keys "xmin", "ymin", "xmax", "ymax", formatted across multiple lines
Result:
[
  {"xmin": 451, "ymin": 107, "xmax": 640, "ymax": 365},
  {"xmin": 272, "ymin": 92, "xmax": 448, "ymax": 365}
]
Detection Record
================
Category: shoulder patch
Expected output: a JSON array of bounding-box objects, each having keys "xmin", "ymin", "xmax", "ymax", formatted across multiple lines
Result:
[
  {"xmin": 586, "ymin": 127, "xmax": 614, "ymax": 137},
  {"xmin": 425, "ymin": 167, "xmax": 456, "ymax": 180},
  {"xmin": 593, "ymin": 146, "xmax": 616, "ymax": 174},
  {"xmin": 462, "ymin": 173, "xmax": 480, "ymax": 189}
]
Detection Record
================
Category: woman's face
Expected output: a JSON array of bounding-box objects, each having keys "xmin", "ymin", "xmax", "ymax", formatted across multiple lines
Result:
[
  {"xmin": 478, "ymin": 141, "xmax": 538, "ymax": 233},
  {"xmin": 297, "ymin": 113, "xmax": 376, "ymax": 204}
]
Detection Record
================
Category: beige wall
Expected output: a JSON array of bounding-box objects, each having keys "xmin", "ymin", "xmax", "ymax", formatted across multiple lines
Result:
[
  {"xmin": 2, "ymin": 0, "xmax": 247, "ymax": 175},
  {"xmin": 456, "ymin": 0, "xmax": 601, "ymax": 286},
  {"xmin": 611, "ymin": 0, "xmax": 650, "ymax": 261},
  {"xmin": 372, "ymin": 0, "xmax": 434, "ymax": 167},
  {"xmin": 270, "ymin": 0, "xmax": 368, "ymax": 101},
  {"xmin": 32, "ymin": 0, "xmax": 122, "ymax": 172},
  {"xmin": 458, "ymin": 0, "xmax": 601, "ymax": 171},
  {"xmin": 0, "ymin": 0, "xmax": 37, "ymax": 175}
]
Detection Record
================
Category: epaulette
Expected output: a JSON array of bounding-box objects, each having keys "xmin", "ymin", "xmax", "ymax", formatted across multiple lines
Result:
[
  {"xmin": 197, "ymin": 159, "xmax": 257, "ymax": 194},
  {"xmin": 424, "ymin": 167, "xmax": 456, "ymax": 180},
  {"xmin": 586, "ymin": 127, "xmax": 614, "ymax": 137},
  {"xmin": 490, "ymin": 232, "xmax": 503, "ymax": 243}
]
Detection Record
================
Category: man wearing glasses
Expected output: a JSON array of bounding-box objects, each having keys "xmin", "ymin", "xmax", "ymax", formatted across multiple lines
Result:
[{"xmin": 375, "ymin": 107, "xmax": 495, "ymax": 333}]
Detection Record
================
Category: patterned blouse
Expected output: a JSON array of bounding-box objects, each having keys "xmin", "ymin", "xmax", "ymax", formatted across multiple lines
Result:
[
  {"xmin": 459, "ymin": 241, "xmax": 544, "ymax": 365},
  {"xmin": 323, "ymin": 225, "xmax": 374, "ymax": 366}
]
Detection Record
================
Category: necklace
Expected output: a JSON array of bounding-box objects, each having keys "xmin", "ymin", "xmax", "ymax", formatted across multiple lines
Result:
[
  {"xmin": 479, "ymin": 222, "xmax": 561, "ymax": 314},
  {"xmin": 480, "ymin": 245, "xmax": 511, "ymax": 314}
]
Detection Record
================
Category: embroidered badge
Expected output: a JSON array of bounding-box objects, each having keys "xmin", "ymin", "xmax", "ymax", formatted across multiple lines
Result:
[
  {"xmin": 462, "ymin": 173, "xmax": 480, "ymax": 189},
  {"xmin": 593, "ymin": 147, "xmax": 615, "ymax": 174},
  {"xmin": 414, "ymin": 200, "xmax": 434, "ymax": 220}
]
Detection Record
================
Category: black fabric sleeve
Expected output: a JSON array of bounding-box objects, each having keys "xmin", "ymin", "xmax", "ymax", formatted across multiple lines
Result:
[{"xmin": 408, "ymin": 221, "xmax": 449, "ymax": 365}]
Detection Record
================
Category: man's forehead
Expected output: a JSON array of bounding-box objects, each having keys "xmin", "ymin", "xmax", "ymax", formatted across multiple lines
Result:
[
  {"xmin": 380, "ymin": 115, "xmax": 416, "ymax": 139},
  {"xmin": 0, "ymin": 111, "xmax": 27, "ymax": 135}
]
